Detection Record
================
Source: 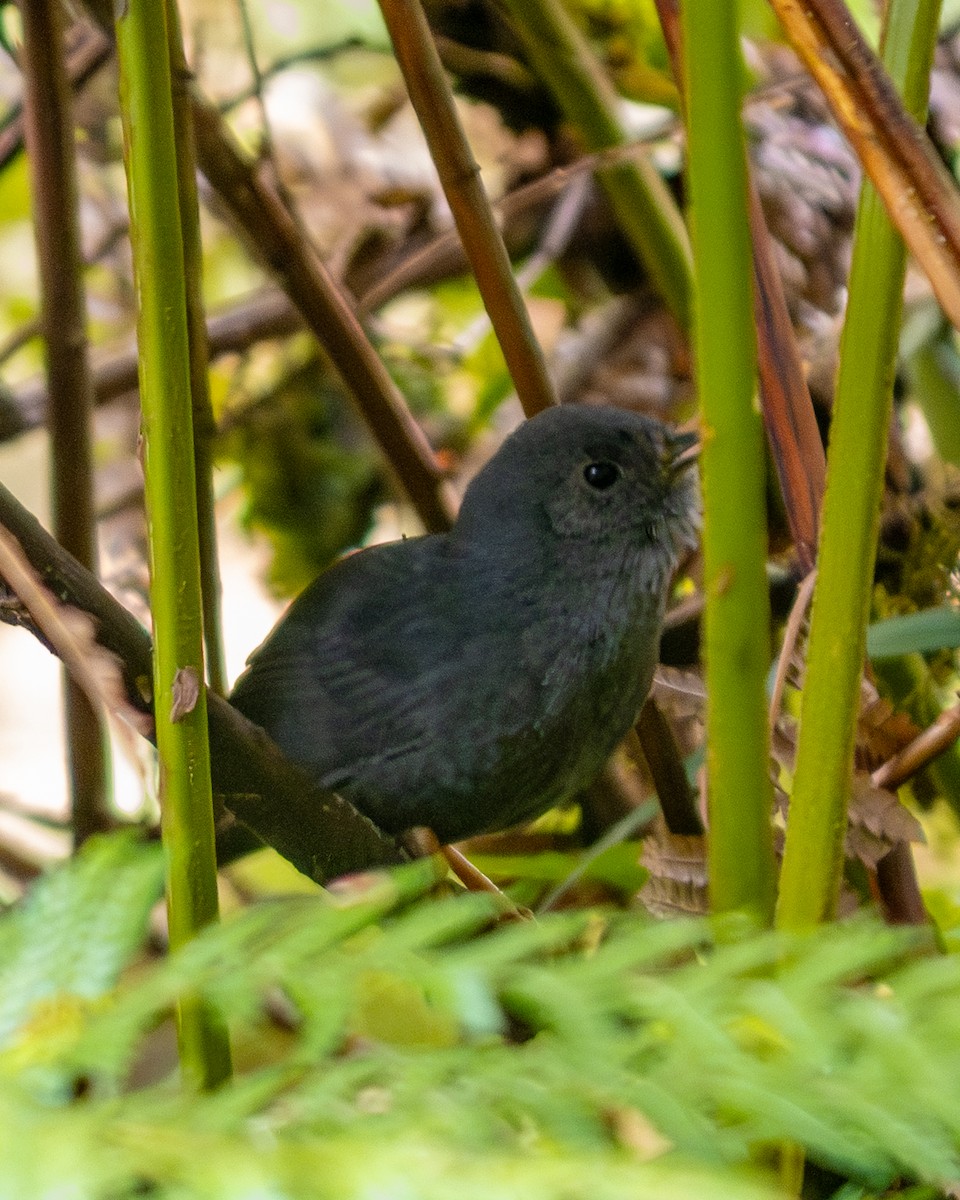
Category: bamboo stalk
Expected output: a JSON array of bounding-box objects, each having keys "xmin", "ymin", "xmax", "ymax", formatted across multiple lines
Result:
[
  {"xmin": 654, "ymin": 0, "xmax": 825, "ymax": 570},
  {"xmin": 499, "ymin": 0, "xmax": 693, "ymax": 330},
  {"xmin": 770, "ymin": 0, "xmax": 960, "ymax": 332},
  {"xmin": 681, "ymin": 0, "xmax": 775, "ymax": 920},
  {"xmin": 165, "ymin": 0, "xmax": 227, "ymax": 696},
  {"xmin": 776, "ymin": 0, "xmax": 942, "ymax": 930},
  {"xmin": 115, "ymin": 0, "xmax": 230, "ymax": 1087}
]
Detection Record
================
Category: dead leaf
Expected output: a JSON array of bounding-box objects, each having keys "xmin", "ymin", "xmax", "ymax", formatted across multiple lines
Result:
[
  {"xmin": 845, "ymin": 773, "xmax": 925, "ymax": 869},
  {"xmin": 856, "ymin": 685, "xmax": 921, "ymax": 771},
  {"xmin": 650, "ymin": 666, "xmax": 706, "ymax": 759},
  {"xmin": 170, "ymin": 667, "xmax": 201, "ymax": 723},
  {"xmin": 639, "ymin": 825, "xmax": 708, "ymax": 917}
]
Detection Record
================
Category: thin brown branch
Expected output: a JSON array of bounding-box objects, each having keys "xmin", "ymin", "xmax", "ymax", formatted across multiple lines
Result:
[
  {"xmin": 355, "ymin": 160, "xmax": 585, "ymax": 315},
  {"xmin": 5, "ymin": 163, "xmax": 589, "ymax": 441},
  {"xmin": 875, "ymin": 841, "xmax": 928, "ymax": 925},
  {"xmin": 632, "ymin": 697, "xmax": 703, "ymax": 836},
  {"xmin": 872, "ymin": 700, "xmax": 960, "ymax": 792},
  {"xmin": 748, "ymin": 178, "xmax": 826, "ymax": 571},
  {"xmin": 769, "ymin": 569, "xmax": 817, "ymax": 728},
  {"xmin": 378, "ymin": 0, "xmax": 556, "ymax": 417},
  {"xmin": 18, "ymin": 0, "xmax": 107, "ymax": 843},
  {"xmin": 6, "ymin": 289, "xmax": 302, "ymax": 438},
  {"xmin": 0, "ymin": 18, "xmax": 112, "ymax": 172},
  {"xmin": 0, "ymin": 478, "xmax": 405, "ymax": 882},
  {"xmin": 188, "ymin": 92, "xmax": 456, "ymax": 532},
  {"xmin": 0, "ymin": 524, "xmax": 149, "ymax": 758},
  {"xmin": 0, "ymin": 316, "xmax": 41, "ymax": 369},
  {"xmin": 770, "ymin": 0, "xmax": 960, "ymax": 333}
]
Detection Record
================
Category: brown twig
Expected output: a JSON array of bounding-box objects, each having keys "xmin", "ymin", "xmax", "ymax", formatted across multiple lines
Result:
[
  {"xmin": 355, "ymin": 152, "xmax": 632, "ymax": 313},
  {"xmin": 0, "ymin": 524, "xmax": 149, "ymax": 756},
  {"xmin": 0, "ymin": 18, "xmax": 112, "ymax": 172},
  {"xmin": 453, "ymin": 168, "xmax": 593, "ymax": 358},
  {"xmin": 632, "ymin": 697, "xmax": 703, "ymax": 836},
  {"xmin": 748, "ymin": 176, "xmax": 826, "ymax": 572},
  {"xmin": 378, "ymin": 0, "xmax": 556, "ymax": 418},
  {"xmin": 433, "ymin": 34, "xmax": 539, "ymax": 96},
  {"xmin": 875, "ymin": 842, "xmax": 928, "ymax": 926},
  {"xmin": 0, "ymin": 478, "xmax": 405, "ymax": 882},
  {"xmin": 0, "ymin": 317, "xmax": 42, "ymax": 369},
  {"xmin": 18, "ymin": 0, "xmax": 107, "ymax": 843},
  {"xmin": 5, "ymin": 289, "xmax": 302, "ymax": 438},
  {"xmin": 187, "ymin": 93, "xmax": 457, "ymax": 532},
  {"xmin": 770, "ymin": 0, "xmax": 960, "ymax": 332},
  {"xmin": 768, "ymin": 569, "xmax": 817, "ymax": 728},
  {"xmin": 4, "ymin": 162, "xmax": 590, "ymax": 440},
  {"xmin": 872, "ymin": 701, "xmax": 960, "ymax": 792}
]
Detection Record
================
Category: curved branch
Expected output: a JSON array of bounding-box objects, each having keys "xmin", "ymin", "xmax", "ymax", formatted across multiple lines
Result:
[{"xmin": 0, "ymin": 479, "xmax": 405, "ymax": 882}]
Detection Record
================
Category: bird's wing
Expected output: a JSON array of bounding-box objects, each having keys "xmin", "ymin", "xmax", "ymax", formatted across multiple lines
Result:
[{"xmin": 229, "ymin": 537, "xmax": 468, "ymax": 786}]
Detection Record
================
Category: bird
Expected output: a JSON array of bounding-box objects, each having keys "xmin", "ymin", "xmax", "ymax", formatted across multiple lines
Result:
[{"xmin": 230, "ymin": 403, "xmax": 699, "ymax": 845}]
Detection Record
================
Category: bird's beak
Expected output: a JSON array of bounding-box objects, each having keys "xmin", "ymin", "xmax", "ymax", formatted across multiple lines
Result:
[{"xmin": 665, "ymin": 428, "xmax": 700, "ymax": 479}]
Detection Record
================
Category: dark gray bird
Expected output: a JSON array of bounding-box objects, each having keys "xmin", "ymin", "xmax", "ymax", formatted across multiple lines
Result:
[{"xmin": 230, "ymin": 404, "xmax": 699, "ymax": 844}]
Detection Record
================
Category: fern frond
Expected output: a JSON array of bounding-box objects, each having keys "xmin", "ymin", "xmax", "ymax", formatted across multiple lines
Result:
[{"xmin": 1, "ymin": 833, "xmax": 958, "ymax": 1196}]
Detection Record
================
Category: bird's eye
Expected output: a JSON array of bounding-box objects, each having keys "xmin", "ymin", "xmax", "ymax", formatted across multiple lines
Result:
[{"xmin": 583, "ymin": 460, "xmax": 622, "ymax": 490}]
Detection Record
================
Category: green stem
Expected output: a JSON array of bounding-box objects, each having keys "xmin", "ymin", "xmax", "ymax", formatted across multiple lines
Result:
[
  {"xmin": 115, "ymin": 0, "xmax": 231, "ymax": 1086},
  {"xmin": 682, "ymin": 0, "xmax": 775, "ymax": 919},
  {"xmin": 165, "ymin": 0, "xmax": 228, "ymax": 696},
  {"xmin": 499, "ymin": 0, "xmax": 693, "ymax": 331},
  {"xmin": 776, "ymin": 0, "xmax": 942, "ymax": 931}
]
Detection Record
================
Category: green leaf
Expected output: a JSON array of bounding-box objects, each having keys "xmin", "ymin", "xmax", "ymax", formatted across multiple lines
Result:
[{"xmin": 866, "ymin": 606, "xmax": 960, "ymax": 658}]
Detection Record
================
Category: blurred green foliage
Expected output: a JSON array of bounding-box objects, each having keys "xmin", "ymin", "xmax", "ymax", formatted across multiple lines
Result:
[
  {"xmin": 218, "ymin": 356, "xmax": 386, "ymax": 596},
  {"xmin": 216, "ymin": 341, "xmax": 455, "ymax": 595},
  {"xmin": 4, "ymin": 833, "xmax": 960, "ymax": 1196}
]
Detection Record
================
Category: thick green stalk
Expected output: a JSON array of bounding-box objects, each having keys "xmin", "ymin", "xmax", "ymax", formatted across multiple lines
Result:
[
  {"xmin": 682, "ymin": 1, "xmax": 774, "ymax": 919},
  {"xmin": 165, "ymin": 0, "xmax": 227, "ymax": 696},
  {"xmin": 776, "ymin": 0, "xmax": 942, "ymax": 931},
  {"xmin": 115, "ymin": 0, "xmax": 230, "ymax": 1085},
  {"xmin": 499, "ymin": 0, "xmax": 693, "ymax": 330}
]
